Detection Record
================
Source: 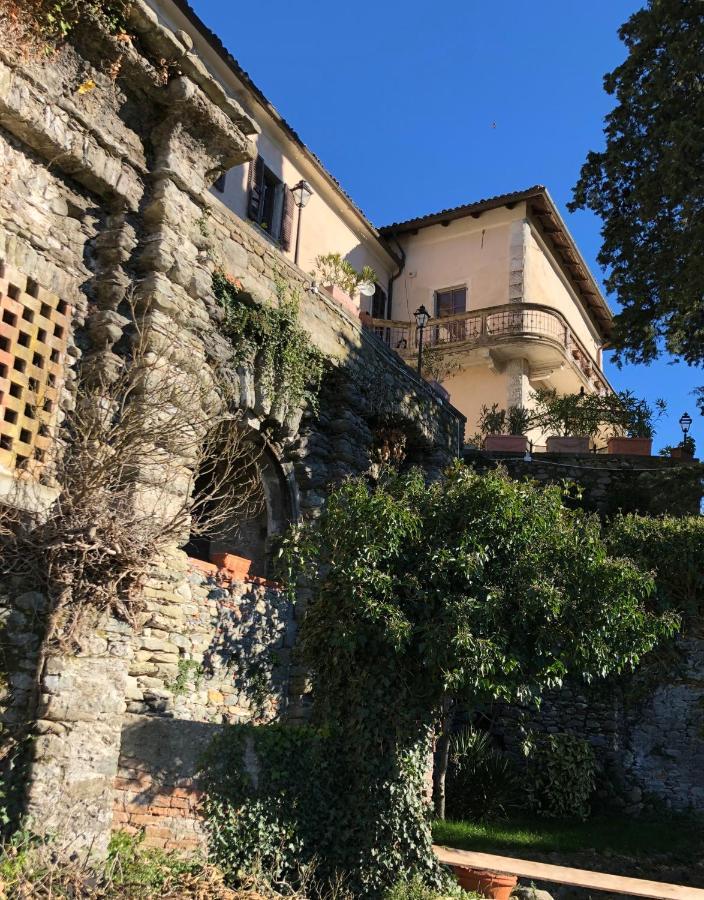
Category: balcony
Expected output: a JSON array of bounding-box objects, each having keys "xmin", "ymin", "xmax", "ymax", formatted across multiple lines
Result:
[{"xmin": 364, "ymin": 302, "xmax": 611, "ymax": 395}]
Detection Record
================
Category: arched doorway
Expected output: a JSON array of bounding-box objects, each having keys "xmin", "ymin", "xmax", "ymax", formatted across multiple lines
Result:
[{"xmin": 184, "ymin": 421, "xmax": 294, "ymax": 578}]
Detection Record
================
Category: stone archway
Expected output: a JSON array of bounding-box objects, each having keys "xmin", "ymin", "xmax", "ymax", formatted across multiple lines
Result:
[{"xmin": 184, "ymin": 421, "xmax": 296, "ymax": 580}]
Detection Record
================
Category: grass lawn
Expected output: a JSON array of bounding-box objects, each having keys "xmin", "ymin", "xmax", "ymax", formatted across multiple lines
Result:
[{"xmin": 433, "ymin": 813, "xmax": 703, "ymax": 862}]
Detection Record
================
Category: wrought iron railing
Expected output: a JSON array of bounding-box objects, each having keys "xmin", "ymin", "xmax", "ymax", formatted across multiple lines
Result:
[{"xmin": 364, "ymin": 302, "xmax": 610, "ymax": 394}]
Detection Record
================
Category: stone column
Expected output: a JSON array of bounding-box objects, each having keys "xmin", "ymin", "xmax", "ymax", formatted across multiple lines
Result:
[
  {"xmin": 505, "ymin": 357, "xmax": 531, "ymax": 409},
  {"xmin": 26, "ymin": 620, "xmax": 133, "ymax": 858}
]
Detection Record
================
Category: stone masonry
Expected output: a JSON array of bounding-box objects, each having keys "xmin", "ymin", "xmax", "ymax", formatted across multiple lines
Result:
[{"xmin": 0, "ymin": 1, "xmax": 463, "ymax": 857}]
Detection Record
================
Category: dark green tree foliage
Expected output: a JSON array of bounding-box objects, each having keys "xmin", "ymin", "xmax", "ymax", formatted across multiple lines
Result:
[
  {"xmin": 606, "ymin": 513, "xmax": 704, "ymax": 628},
  {"xmin": 260, "ymin": 465, "xmax": 673, "ymax": 895},
  {"xmin": 570, "ymin": 0, "xmax": 704, "ymax": 367}
]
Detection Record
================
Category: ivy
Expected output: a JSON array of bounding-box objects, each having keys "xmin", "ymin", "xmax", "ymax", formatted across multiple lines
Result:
[
  {"xmin": 524, "ymin": 733, "xmax": 597, "ymax": 821},
  {"xmin": 213, "ymin": 272, "xmax": 325, "ymax": 416},
  {"xmin": 166, "ymin": 659, "xmax": 203, "ymax": 698},
  {"xmin": 606, "ymin": 514, "xmax": 704, "ymax": 629},
  {"xmin": 201, "ymin": 724, "xmax": 447, "ymax": 898}
]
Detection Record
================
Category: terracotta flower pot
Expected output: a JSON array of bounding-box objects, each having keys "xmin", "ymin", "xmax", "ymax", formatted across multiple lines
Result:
[
  {"xmin": 546, "ymin": 435, "xmax": 590, "ymax": 454},
  {"xmin": 670, "ymin": 446, "xmax": 694, "ymax": 459},
  {"xmin": 607, "ymin": 436, "xmax": 652, "ymax": 456},
  {"xmin": 209, "ymin": 552, "xmax": 252, "ymax": 580},
  {"xmin": 484, "ymin": 434, "xmax": 528, "ymax": 453},
  {"xmin": 450, "ymin": 864, "xmax": 518, "ymax": 900}
]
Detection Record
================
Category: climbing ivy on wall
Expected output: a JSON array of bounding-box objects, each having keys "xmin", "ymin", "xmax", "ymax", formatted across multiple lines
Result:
[
  {"xmin": 606, "ymin": 513, "xmax": 704, "ymax": 630},
  {"xmin": 213, "ymin": 272, "xmax": 325, "ymax": 416}
]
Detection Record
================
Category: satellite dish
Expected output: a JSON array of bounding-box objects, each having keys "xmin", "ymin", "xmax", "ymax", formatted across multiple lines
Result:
[{"xmin": 359, "ymin": 281, "xmax": 375, "ymax": 297}]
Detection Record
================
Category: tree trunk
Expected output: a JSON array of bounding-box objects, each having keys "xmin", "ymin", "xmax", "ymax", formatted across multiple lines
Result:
[{"xmin": 432, "ymin": 697, "xmax": 454, "ymax": 819}]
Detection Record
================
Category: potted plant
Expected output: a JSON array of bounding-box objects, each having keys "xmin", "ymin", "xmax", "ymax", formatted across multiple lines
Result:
[
  {"xmin": 531, "ymin": 388, "xmax": 602, "ymax": 453},
  {"xmin": 479, "ymin": 404, "xmax": 531, "ymax": 452},
  {"xmin": 605, "ymin": 392, "xmax": 665, "ymax": 456},
  {"xmin": 313, "ymin": 253, "xmax": 377, "ymax": 317}
]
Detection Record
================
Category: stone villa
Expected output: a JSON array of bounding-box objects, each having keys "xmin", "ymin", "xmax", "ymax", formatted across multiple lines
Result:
[
  {"xmin": 154, "ymin": 0, "xmax": 613, "ymax": 443},
  {"xmin": 0, "ymin": 0, "xmax": 700, "ymax": 862}
]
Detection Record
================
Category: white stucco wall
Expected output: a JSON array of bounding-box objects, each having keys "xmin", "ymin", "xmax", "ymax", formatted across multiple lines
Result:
[
  {"xmin": 390, "ymin": 205, "xmax": 518, "ymax": 321},
  {"xmin": 152, "ymin": 0, "xmax": 396, "ymax": 312},
  {"xmin": 523, "ymin": 227, "xmax": 601, "ymax": 359}
]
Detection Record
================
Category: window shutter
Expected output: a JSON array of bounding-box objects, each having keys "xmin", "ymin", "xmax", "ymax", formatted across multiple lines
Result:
[
  {"xmin": 281, "ymin": 186, "xmax": 295, "ymax": 252},
  {"xmin": 247, "ymin": 155, "xmax": 264, "ymax": 222}
]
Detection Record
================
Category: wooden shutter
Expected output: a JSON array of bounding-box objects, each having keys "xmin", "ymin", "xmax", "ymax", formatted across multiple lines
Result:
[
  {"xmin": 281, "ymin": 186, "xmax": 295, "ymax": 251},
  {"xmin": 247, "ymin": 155, "xmax": 264, "ymax": 222}
]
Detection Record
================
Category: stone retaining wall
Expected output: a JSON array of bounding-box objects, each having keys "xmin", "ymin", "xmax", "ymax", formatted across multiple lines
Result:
[
  {"xmin": 0, "ymin": 1, "xmax": 463, "ymax": 856},
  {"xmin": 464, "ymin": 449, "xmax": 703, "ymax": 517}
]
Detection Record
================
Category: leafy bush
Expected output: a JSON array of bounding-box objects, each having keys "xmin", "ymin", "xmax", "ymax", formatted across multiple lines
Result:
[
  {"xmin": 525, "ymin": 733, "xmax": 597, "ymax": 820},
  {"xmin": 278, "ymin": 463, "xmax": 673, "ymax": 895},
  {"xmin": 445, "ymin": 729, "xmax": 519, "ymax": 821},
  {"xmin": 606, "ymin": 514, "xmax": 704, "ymax": 629},
  {"xmin": 201, "ymin": 723, "xmax": 445, "ymax": 899},
  {"xmin": 530, "ymin": 388, "xmax": 605, "ymax": 438},
  {"xmin": 385, "ymin": 874, "xmax": 481, "ymax": 900},
  {"xmin": 477, "ymin": 404, "xmax": 532, "ymax": 437}
]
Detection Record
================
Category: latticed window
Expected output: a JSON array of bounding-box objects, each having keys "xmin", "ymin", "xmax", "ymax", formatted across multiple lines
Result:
[{"xmin": 0, "ymin": 262, "xmax": 70, "ymax": 477}]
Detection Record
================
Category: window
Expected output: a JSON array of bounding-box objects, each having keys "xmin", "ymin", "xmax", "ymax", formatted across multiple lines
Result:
[
  {"xmin": 213, "ymin": 172, "xmax": 226, "ymax": 193},
  {"xmin": 435, "ymin": 286, "xmax": 467, "ymax": 317},
  {"xmin": 247, "ymin": 156, "xmax": 295, "ymax": 250},
  {"xmin": 371, "ymin": 284, "xmax": 387, "ymax": 319},
  {"xmin": 434, "ymin": 286, "xmax": 468, "ymax": 344}
]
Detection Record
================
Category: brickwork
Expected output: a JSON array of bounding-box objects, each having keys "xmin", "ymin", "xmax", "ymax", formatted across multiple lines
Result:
[{"xmin": 113, "ymin": 769, "xmax": 205, "ymax": 853}]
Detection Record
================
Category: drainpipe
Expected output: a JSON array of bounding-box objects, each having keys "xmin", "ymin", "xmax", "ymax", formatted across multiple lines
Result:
[{"xmin": 387, "ymin": 235, "xmax": 406, "ymax": 319}]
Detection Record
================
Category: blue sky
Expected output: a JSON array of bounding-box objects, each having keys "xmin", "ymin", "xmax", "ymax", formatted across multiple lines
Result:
[{"xmin": 192, "ymin": 0, "xmax": 700, "ymax": 452}]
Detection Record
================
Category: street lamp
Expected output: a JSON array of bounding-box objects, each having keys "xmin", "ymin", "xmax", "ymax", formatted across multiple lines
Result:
[
  {"xmin": 680, "ymin": 411, "xmax": 693, "ymax": 439},
  {"xmin": 291, "ymin": 180, "xmax": 313, "ymax": 266},
  {"xmin": 414, "ymin": 305, "xmax": 431, "ymax": 375}
]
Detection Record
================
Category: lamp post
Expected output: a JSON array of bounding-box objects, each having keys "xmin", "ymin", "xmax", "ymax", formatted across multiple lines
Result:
[
  {"xmin": 414, "ymin": 305, "xmax": 431, "ymax": 376},
  {"xmin": 680, "ymin": 411, "xmax": 693, "ymax": 441},
  {"xmin": 291, "ymin": 179, "xmax": 313, "ymax": 266}
]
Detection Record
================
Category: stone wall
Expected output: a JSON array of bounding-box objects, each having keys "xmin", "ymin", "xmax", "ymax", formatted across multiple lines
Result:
[
  {"xmin": 464, "ymin": 448, "xmax": 703, "ymax": 517},
  {"xmin": 490, "ymin": 636, "xmax": 704, "ymax": 814},
  {"xmin": 466, "ymin": 449, "xmax": 704, "ymax": 814},
  {"xmin": 0, "ymin": 0, "xmax": 463, "ymax": 857}
]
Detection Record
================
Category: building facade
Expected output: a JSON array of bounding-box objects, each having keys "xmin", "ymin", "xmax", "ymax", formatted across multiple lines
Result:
[{"xmin": 153, "ymin": 1, "xmax": 613, "ymax": 447}]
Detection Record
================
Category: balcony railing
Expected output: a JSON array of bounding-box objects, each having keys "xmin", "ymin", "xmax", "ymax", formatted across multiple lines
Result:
[{"xmin": 364, "ymin": 302, "xmax": 610, "ymax": 394}]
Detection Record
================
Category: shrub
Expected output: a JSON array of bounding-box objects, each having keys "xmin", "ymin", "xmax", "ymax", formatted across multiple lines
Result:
[
  {"xmin": 606, "ymin": 514, "xmax": 704, "ymax": 629},
  {"xmin": 525, "ymin": 733, "xmax": 597, "ymax": 820},
  {"xmin": 445, "ymin": 729, "xmax": 519, "ymax": 821},
  {"xmin": 385, "ymin": 874, "xmax": 481, "ymax": 900}
]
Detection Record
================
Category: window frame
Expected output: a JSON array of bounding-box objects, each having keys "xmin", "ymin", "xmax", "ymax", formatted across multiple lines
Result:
[{"xmin": 434, "ymin": 285, "xmax": 468, "ymax": 318}]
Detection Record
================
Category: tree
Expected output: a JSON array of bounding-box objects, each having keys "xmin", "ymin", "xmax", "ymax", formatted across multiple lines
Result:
[
  {"xmin": 280, "ymin": 464, "xmax": 675, "ymax": 891},
  {"xmin": 570, "ymin": 0, "xmax": 704, "ymax": 370}
]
